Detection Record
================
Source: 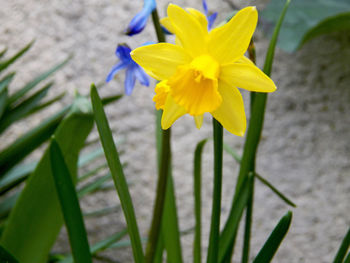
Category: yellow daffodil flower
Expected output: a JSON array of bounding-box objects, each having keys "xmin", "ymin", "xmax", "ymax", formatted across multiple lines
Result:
[{"xmin": 131, "ymin": 4, "xmax": 276, "ymax": 136}]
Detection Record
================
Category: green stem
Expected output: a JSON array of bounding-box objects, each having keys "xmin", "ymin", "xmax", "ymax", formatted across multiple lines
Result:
[
  {"xmin": 145, "ymin": 8, "xmax": 169, "ymax": 263},
  {"xmin": 207, "ymin": 119, "xmax": 223, "ymax": 263},
  {"xmin": 151, "ymin": 9, "xmax": 166, "ymax": 43},
  {"xmin": 242, "ymin": 177, "xmax": 254, "ymax": 263},
  {"xmin": 145, "ymin": 128, "xmax": 171, "ymax": 263}
]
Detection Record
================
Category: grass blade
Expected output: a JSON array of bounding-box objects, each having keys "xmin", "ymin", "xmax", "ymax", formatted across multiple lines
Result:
[
  {"xmin": 26, "ymin": 92, "xmax": 65, "ymax": 116},
  {"xmin": 60, "ymin": 230, "xmax": 128, "ymax": 263},
  {"xmin": 0, "ymin": 41, "xmax": 33, "ymax": 73},
  {"xmin": 0, "ymin": 97, "xmax": 94, "ymax": 263},
  {"xmin": 193, "ymin": 139, "xmax": 208, "ymax": 263},
  {"xmin": 77, "ymin": 173, "xmax": 112, "ymax": 198},
  {"xmin": 0, "ymin": 49, "xmax": 7, "ymax": 59},
  {"xmin": 255, "ymin": 173, "xmax": 296, "ymax": 207},
  {"xmin": 0, "ymin": 245, "xmax": 19, "ymax": 263},
  {"xmin": 90, "ymin": 84, "xmax": 144, "ymax": 263},
  {"xmin": 0, "ymin": 106, "xmax": 70, "ymax": 175},
  {"xmin": 252, "ymin": 211, "xmax": 292, "ymax": 263},
  {"xmin": 100, "ymin": 94, "xmax": 123, "ymax": 105},
  {"xmin": 223, "ymin": 143, "xmax": 241, "ymax": 163},
  {"xmin": 0, "ymin": 82, "xmax": 53, "ymax": 133},
  {"xmin": 50, "ymin": 139, "xmax": 92, "ymax": 263},
  {"xmin": 219, "ymin": 174, "xmax": 253, "ymax": 263},
  {"xmin": 7, "ymin": 55, "xmax": 71, "ymax": 105},
  {"xmin": 333, "ymin": 227, "xmax": 350, "ymax": 263},
  {"xmin": 344, "ymin": 252, "xmax": 350, "ymax": 263}
]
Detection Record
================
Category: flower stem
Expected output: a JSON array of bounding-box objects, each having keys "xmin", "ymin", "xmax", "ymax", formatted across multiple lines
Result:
[
  {"xmin": 206, "ymin": 118, "xmax": 223, "ymax": 263},
  {"xmin": 144, "ymin": 7, "xmax": 170, "ymax": 263},
  {"xmin": 151, "ymin": 9, "xmax": 166, "ymax": 43},
  {"xmin": 145, "ymin": 127, "xmax": 171, "ymax": 263}
]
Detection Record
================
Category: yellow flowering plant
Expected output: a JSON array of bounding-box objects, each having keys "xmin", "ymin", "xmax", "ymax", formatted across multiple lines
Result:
[{"xmin": 92, "ymin": 0, "xmax": 298, "ymax": 263}]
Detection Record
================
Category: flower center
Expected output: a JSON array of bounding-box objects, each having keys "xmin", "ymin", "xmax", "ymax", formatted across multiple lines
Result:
[
  {"xmin": 190, "ymin": 54, "xmax": 220, "ymax": 81},
  {"xmin": 168, "ymin": 54, "xmax": 222, "ymax": 116}
]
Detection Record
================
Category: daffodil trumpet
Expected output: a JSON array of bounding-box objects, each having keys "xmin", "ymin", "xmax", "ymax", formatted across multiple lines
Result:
[{"xmin": 131, "ymin": 4, "xmax": 276, "ymax": 136}]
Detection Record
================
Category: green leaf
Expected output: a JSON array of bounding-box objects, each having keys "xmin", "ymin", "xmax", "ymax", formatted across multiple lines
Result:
[
  {"xmin": 60, "ymin": 230, "xmax": 128, "ymax": 263},
  {"xmin": 7, "ymin": 55, "xmax": 71, "ymax": 105},
  {"xmin": 0, "ymin": 192, "xmax": 20, "ymax": 221},
  {"xmin": 300, "ymin": 12, "xmax": 350, "ymax": 48},
  {"xmin": 261, "ymin": 0, "xmax": 350, "ymax": 52},
  {"xmin": 0, "ymin": 49, "xmax": 7, "ymax": 60},
  {"xmin": 162, "ymin": 174, "xmax": 183, "ymax": 263},
  {"xmin": 26, "ymin": 92, "xmax": 66, "ymax": 116},
  {"xmin": 0, "ymin": 73, "xmax": 15, "ymax": 119},
  {"xmin": 193, "ymin": 139, "xmax": 208, "ymax": 263},
  {"xmin": 333, "ymin": 227, "xmax": 350, "ymax": 263},
  {"xmin": 252, "ymin": 211, "xmax": 293, "ymax": 263},
  {"xmin": 223, "ymin": 143, "xmax": 241, "ymax": 164},
  {"xmin": 255, "ymin": 173, "xmax": 296, "ymax": 207},
  {"xmin": 0, "ymin": 41, "xmax": 33, "ymax": 73},
  {"xmin": 0, "ymin": 106, "xmax": 69, "ymax": 175},
  {"xmin": 0, "ymin": 82, "xmax": 54, "ymax": 133},
  {"xmin": 77, "ymin": 173, "xmax": 112, "ymax": 198},
  {"xmin": 90, "ymin": 84, "xmax": 144, "ymax": 263},
  {"xmin": 100, "ymin": 94, "xmax": 123, "ymax": 105},
  {"xmin": 0, "ymin": 245, "xmax": 19, "ymax": 263},
  {"xmin": 344, "ymin": 253, "xmax": 350, "ymax": 263},
  {"xmin": 0, "ymin": 96, "xmax": 94, "ymax": 263},
  {"xmin": 50, "ymin": 139, "xmax": 92, "ymax": 263},
  {"xmin": 219, "ymin": 174, "xmax": 253, "ymax": 263}
]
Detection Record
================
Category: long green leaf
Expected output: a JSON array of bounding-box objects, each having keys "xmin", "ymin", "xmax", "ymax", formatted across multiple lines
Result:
[
  {"xmin": 0, "ymin": 41, "xmax": 33, "ymax": 73},
  {"xmin": 0, "ymin": 106, "xmax": 70, "ymax": 175},
  {"xmin": 0, "ymin": 96, "xmax": 94, "ymax": 263},
  {"xmin": 252, "ymin": 211, "xmax": 292, "ymax": 263},
  {"xmin": 0, "ymin": 245, "xmax": 19, "ymax": 263},
  {"xmin": 0, "ymin": 82, "xmax": 54, "ymax": 133},
  {"xmin": 26, "ymin": 92, "xmax": 65, "ymax": 116},
  {"xmin": 0, "ymin": 49, "xmax": 7, "ymax": 59},
  {"xmin": 50, "ymin": 139, "xmax": 92, "ymax": 263},
  {"xmin": 0, "ymin": 73, "xmax": 15, "ymax": 118},
  {"xmin": 60, "ymin": 230, "xmax": 128, "ymax": 263},
  {"xmin": 193, "ymin": 139, "xmax": 207, "ymax": 263},
  {"xmin": 90, "ymin": 84, "xmax": 144, "ymax": 263},
  {"xmin": 7, "ymin": 55, "xmax": 71, "ymax": 105},
  {"xmin": 0, "ymin": 193, "xmax": 20, "ymax": 220},
  {"xmin": 219, "ymin": 174, "xmax": 253, "ymax": 263},
  {"xmin": 77, "ymin": 173, "xmax": 112, "ymax": 198},
  {"xmin": 333, "ymin": 227, "xmax": 350, "ymax": 263},
  {"xmin": 162, "ymin": 174, "xmax": 183, "ymax": 263}
]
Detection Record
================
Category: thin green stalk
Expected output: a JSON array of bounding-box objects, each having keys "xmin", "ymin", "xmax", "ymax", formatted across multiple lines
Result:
[
  {"xmin": 207, "ymin": 119, "xmax": 223, "ymax": 263},
  {"xmin": 221, "ymin": 1, "xmax": 292, "ymax": 262},
  {"xmin": 144, "ymin": 128, "xmax": 171, "ymax": 263},
  {"xmin": 151, "ymin": 9, "xmax": 166, "ymax": 43}
]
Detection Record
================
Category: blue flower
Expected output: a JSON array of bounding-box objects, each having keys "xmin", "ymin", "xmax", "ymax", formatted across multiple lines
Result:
[
  {"xmin": 125, "ymin": 0, "xmax": 156, "ymax": 36},
  {"xmin": 202, "ymin": 0, "xmax": 217, "ymax": 30},
  {"xmin": 106, "ymin": 44, "xmax": 150, "ymax": 95}
]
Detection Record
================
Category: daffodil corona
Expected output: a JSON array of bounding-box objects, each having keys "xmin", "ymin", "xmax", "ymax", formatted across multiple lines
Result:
[{"xmin": 131, "ymin": 4, "xmax": 276, "ymax": 136}]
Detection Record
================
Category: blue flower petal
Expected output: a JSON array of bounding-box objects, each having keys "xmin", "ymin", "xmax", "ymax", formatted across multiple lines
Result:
[
  {"xmin": 124, "ymin": 67, "xmax": 137, "ymax": 95},
  {"xmin": 116, "ymin": 44, "xmax": 132, "ymax": 62},
  {"xmin": 202, "ymin": 0, "xmax": 209, "ymax": 16},
  {"xmin": 106, "ymin": 61, "xmax": 128, "ymax": 82},
  {"xmin": 125, "ymin": 0, "xmax": 156, "ymax": 36},
  {"xmin": 207, "ymin": 12, "xmax": 217, "ymax": 30},
  {"xmin": 133, "ymin": 64, "xmax": 150, "ymax": 87}
]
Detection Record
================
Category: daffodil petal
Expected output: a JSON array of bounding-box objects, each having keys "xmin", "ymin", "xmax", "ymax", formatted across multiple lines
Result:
[
  {"xmin": 131, "ymin": 43, "xmax": 191, "ymax": 80},
  {"xmin": 167, "ymin": 4, "xmax": 207, "ymax": 57},
  {"xmin": 160, "ymin": 17, "xmax": 174, "ymax": 33},
  {"xmin": 186, "ymin": 8, "xmax": 208, "ymax": 32},
  {"xmin": 208, "ymin": 6, "xmax": 258, "ymax": 64},
  {"xmin": 161, "ymin": 95, "xmax": 187, "ymax": 129},
  {"xmin": 236, "ymin": 55, "xmax": 255, "ymax": 65},
  {"xmin": 211, "ymin": 82, "xmax": 246, "ymax": 136},
  {"xmin": 220, "ymin": 63, "xmax": 277, "ymax": 92},
  {"xmin": 194, "ymin": 115, "xmax": 204, "ymax": 129}
]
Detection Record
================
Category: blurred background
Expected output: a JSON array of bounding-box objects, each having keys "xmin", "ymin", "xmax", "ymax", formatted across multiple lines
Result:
[{"xmin": 1, "ymin": 0, "xmax": 350, "ymax": 262}]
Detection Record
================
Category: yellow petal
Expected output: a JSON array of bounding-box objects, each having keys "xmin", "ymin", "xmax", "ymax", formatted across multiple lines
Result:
[
  {"xmin": 161, "ymin": 95, "xmax": 187, "ymax": 129},
  {"xmin": 236, "ymin": 55, "xmax": 255, "ymax": 65},
  {"xmin": 208, "ymin": 6, "xmax": 258, "ymax": 64},
  {"xmin": 131, "ymin": 43, "xmax": 191, "ymax": 80},
  {"xmin": 186, "ymin": 8, "xmax": 208, "ymax": 32},
  {"xmin": 160, "ymin": 17, "xmax": 174, "ymax": 33},
  {"xmin": 153, "ymin": 80, "xmax": 170, "ymax": 110},
  {"xmin": 211, "ymin": 82, "xmax": 246, "ymax": 136},
  {"xmin": 220, "ymin": 63, "xmax": 277, "ymax": 92},
  {"xmin": 194, "ymin": 115, "xmax": 204, "ymax": 129},
  {"xmin": 167, "ymin": 4, "xmax": 207, "ymax": 57}
]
